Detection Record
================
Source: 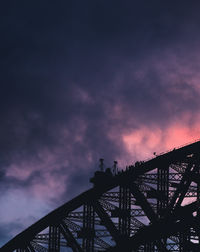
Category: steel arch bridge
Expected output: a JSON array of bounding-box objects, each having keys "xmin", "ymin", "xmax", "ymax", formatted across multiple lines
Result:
[{"xmin": 2, "ymin": 141, "xmax": 200, "ymax": 252}]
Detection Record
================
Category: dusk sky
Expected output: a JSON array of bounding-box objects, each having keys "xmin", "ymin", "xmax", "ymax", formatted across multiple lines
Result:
[{"xmin": 1, "ymin": 1, "xmax": 200, "ymax": 247}]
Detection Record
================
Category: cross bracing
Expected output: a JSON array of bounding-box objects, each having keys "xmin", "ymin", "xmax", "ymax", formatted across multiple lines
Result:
[{"xmin": 1, "ymin": 140, "xmax": 200, "ymax": 251}]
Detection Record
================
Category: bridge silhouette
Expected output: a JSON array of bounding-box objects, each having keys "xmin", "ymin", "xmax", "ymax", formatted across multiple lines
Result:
[{"xmin": 1, "ymin": 141, "xmax": 200, "ymax": 251}]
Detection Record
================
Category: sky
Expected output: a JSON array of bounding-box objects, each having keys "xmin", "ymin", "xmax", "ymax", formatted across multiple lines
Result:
[{"xmin": 1, "ymin": 0, "xmax": 200, "ymax": 247}]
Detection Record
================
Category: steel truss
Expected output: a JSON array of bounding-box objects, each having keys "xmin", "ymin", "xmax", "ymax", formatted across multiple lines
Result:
[{"xmin": 2, "ymin": 140, "xmax": 200, "ymax": 251}]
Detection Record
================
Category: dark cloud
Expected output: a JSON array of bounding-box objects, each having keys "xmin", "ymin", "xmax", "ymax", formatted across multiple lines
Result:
[{"xmin": 1, "ymin": 0, "xmax": 200, "ymax": 246}]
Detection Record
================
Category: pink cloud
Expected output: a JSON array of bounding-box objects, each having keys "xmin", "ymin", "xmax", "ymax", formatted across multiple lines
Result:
[
  {"xmin": 5, "ymin": 148, "xmax": 69, "ymax": 201},
  {"xmin": 4, "ymin": 118, "xmax": 91, "ymax": 204},
  {"xmin": 122, "ymin": 122, "xmax": 200, "ymax": 163},
  {"xmin": 31, "ymin": 171, "xmax": 68, "ymax": 200}
]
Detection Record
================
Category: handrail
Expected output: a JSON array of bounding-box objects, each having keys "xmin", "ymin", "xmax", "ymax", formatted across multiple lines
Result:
[{"xmin": 142, "ymin": 138, "xmax": 200, "ymax": 163}]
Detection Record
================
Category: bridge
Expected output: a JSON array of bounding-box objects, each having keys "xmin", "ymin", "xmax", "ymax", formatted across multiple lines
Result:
[{"xmin": 1, "ymin": 140, "xmax": 200, "ymax": 251}]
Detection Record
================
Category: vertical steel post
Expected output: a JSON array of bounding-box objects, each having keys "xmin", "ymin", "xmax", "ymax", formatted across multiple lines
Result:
[
  {"xmin": 144, "ymin": 242, "xmax": 155, "ymax": 251},
  {"xmin": 82, "ymin": 203, "xmax": 95, "ymax": 252},
  {"xmin": 119, "ymin": 185, "xmax": 131, "ymax": 237},
  {"xmin": 197, "ymin": 157, "xmax": 200, "ymax": 245},
  {"xmin": 156, "ymin": 165, "xmax": 169, "ymax": 252},
  {"xmin": 48, "ymin": 225, "xmax": 60, "ymax": 252},
  {"xmin": 157, "ymin": 165, "xmax": 169, "ymax": 215}
]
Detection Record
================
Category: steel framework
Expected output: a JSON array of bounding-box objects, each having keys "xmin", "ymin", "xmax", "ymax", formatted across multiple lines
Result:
[{"xmin": 1, "ymin": 140, "xmax": 200, "ymax": 251}]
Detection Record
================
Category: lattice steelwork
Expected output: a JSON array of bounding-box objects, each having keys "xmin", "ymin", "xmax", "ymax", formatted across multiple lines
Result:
[
  {"xmin": 48, "ymin": 226, "xmax": 60, "ymax": 252},
  {"xmin": 119, "ymin": 185, "xmax": 131, "ymax": 237},
  {"xmin": 2, "ymin": 140, "xmax": 200, "ymax": 251},
  {"xmin": 81, "ymin": 203, "xmax": 95, "ymax": 251}
]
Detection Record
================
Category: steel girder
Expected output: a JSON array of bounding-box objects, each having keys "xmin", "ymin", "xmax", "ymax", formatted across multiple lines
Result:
[{"xmin": 1, "ymin": 140, "xmax": 200, "ymax": 252}]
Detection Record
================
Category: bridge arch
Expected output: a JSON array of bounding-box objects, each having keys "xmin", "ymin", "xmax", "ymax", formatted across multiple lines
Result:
[{"xmin": 1, "ymin": 141, "xmax": 200, "ymax": 252}]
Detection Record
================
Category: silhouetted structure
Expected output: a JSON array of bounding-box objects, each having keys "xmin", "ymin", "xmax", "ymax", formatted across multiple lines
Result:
[{"xmin": 1, "ymin": 140, "xmax": 200, "ymax": 251}]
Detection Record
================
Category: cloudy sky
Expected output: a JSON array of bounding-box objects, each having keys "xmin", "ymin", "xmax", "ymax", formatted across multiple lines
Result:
[{"xmin": 1, "ymin": 0, "xmax": 200, "ymax": 247}]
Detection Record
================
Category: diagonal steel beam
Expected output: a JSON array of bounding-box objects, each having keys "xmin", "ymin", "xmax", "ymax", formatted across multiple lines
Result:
[
  {"xmin": 129, "ymin": 182, "xmax": 157, "ymax": 222},
  {"xmin": 59, "ymin": 221, "xmax": 84, "ymax": 252},
  {"xmin": 92, "ymin": 200, "xmax": 120, "ymax": 243},
  {"xmin": 168, "ymin": 162, "xmax": 194, "ymax": 211},
  {"xmin": 130, "ymin": 201, "xmax": 199, "ymax": 251},
  {"xmin": 129, "ymin": 182, "xmax": 169, "ymax": 252},
  {"xmin": 127, "ymin": 214, "xmax": 194, "ymax": 250},
  {"xmin": 30, "ymin": 241, "xmax": 48, "ymax": 252},
  {"xmin": 27, "ymin": 244, "xmax": 36, "ymax": 252},
  {"xmin": 63, "ymin": 218, "xmax": 111, "ymax": 249}
]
